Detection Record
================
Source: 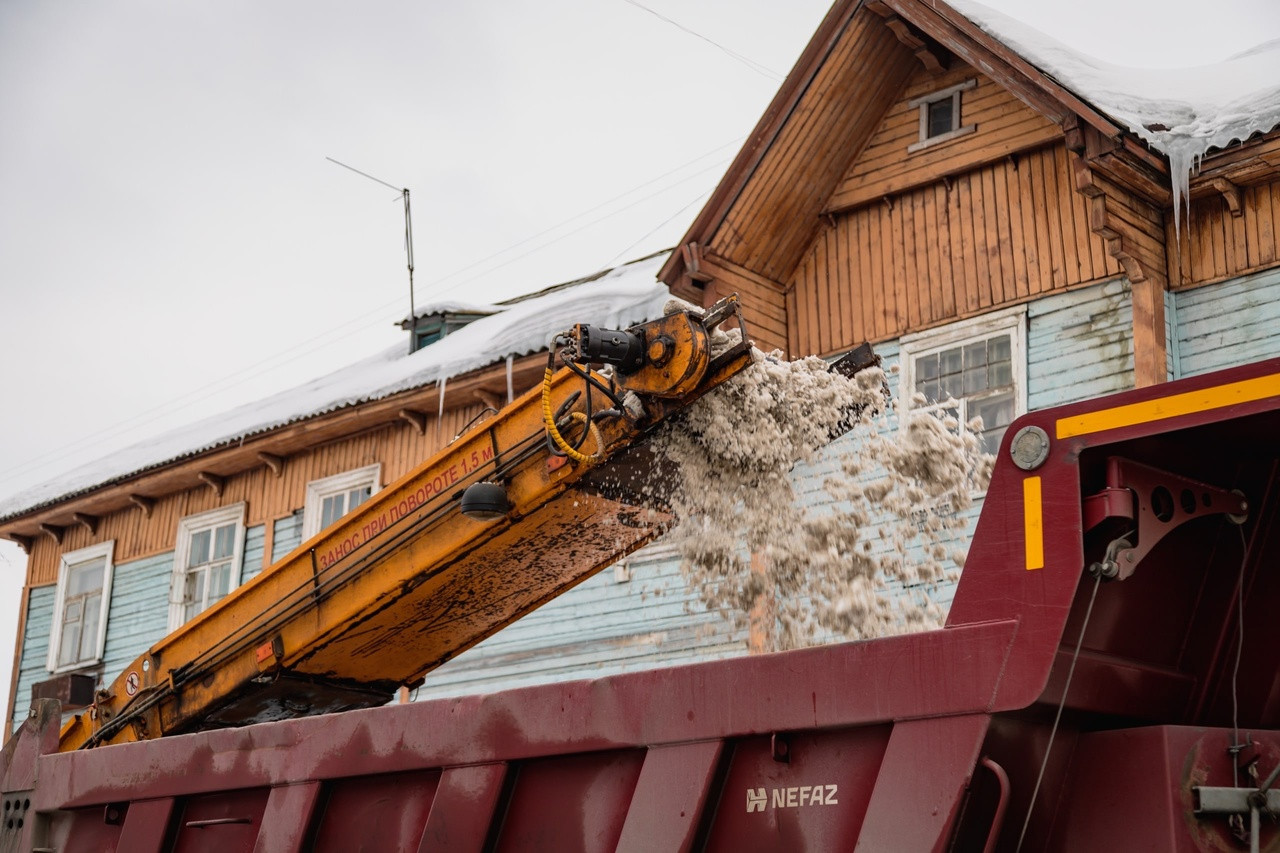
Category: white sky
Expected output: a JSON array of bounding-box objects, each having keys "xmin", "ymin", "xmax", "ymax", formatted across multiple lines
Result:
[{"xmin": 2, "ymin": 0, "xmax": 1277, "ymax": 727}]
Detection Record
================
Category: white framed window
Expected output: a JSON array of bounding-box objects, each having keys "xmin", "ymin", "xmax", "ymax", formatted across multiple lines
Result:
[
  {"xmin": 48, "ymin": 541, "xmax": 115, "ymax": 672},
  {"xmin": 907, "ymin": 78, "xmax": 977, "ymax": 153},
  {"xmin": 899, "ymin": 306, "xmax": 1027, "ymax": 455},
  {"xmin": 169, "ymin": 503, "xmax": 246, "ymax": 630},
  {"xmin": 302, "ymin": 464, "xmax": 381, "ymax": 539}
]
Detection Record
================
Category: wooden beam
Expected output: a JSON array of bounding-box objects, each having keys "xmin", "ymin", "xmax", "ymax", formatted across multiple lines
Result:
[
  {"xmin": 472, "ymin": 389, "xmax": 502, "ymax": 411},
  {"xmin": 398, "ymin": 409, "xmax": 428, "ymax": 436},
  {"xmin": 72, "ymin": 513, "xmax": 99, "ymax": 536},
  {"xmin": 10, "ymin": 534, "xmax": 32, "ymax": 554},
  {"xmin": 197, "ymin": 472, "xmax": 225, "ymax": 497},
  {"xmin": 129, "ymin": 494, "xmax": 155, "ymax": 518},
  {"xmin": 1207, "ymin": 178, "xmax": 1243, "ymax": 217},
  {"xmin": 1131, "ymin": 280, "xmax": 1168, "ymax": 388},
  {"xmin": 257, "ymin": 452, "xmax": 285, "ymax": 477},
  {"xmin": 680, "ymin": 242, "xmax": 715, "ymax": 283},
  {"xmin": 879, "ymin": 13, "xmax": 945, "ymax": 73},
  {"xmin": 40, "ymin": 523, "xmax": 64, "ymax": 545}
]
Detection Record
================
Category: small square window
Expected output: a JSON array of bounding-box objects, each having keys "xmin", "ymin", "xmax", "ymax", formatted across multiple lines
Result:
[
  {"xmin": 170, "ymin": 504, "xmax": 246, "ymax": 630},
  {"xmin": 303, "ymin": 464, "xmax": 381, "ymax": 540},
  {"xmin": 48, "ymin": 541, "xmax": 115, "ymax": 672},
  {"xmin": 907, "ymin": 78, "xmax": 977, "ymax": 153}
]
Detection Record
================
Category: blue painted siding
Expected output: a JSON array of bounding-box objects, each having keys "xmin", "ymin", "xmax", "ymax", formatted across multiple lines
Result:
[
  {"xmin": 10, "ymin": 586, "xmax": 55, "ymax": 733},
  {"xmin": 100, "ymin": 551, "xmax": 173, "ymax": 685},
  {"xmin": 1173, "ymin": 268, "xmax": 1280, "ymax": 378},
  {"xmin": 241, "ymin": 524, "xmax": 266, "ymax": 582},
  {"xmin": 1027, "ymin": 278, "xmax": 1134, "ymax": 410},
  {"xmin": 417, "ymin": 543, "xmax": 744, "ymax": 699},
  {"xmin": 272, "ymin": 512, "xmax": 303, "ymax": 564}
]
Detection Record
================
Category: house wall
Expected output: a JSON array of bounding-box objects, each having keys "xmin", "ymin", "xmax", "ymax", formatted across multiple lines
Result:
[
  {"xmin": 789, "ymin": 143, "xmax": 1124, "ymax": 357},
  {"xmin": 1171, "ymin": 266, "xmax": 1280, "ymax": 378},
  {"xmin": 1168, "ymin": 179, "xmax": 1280, "ymax": 289}
]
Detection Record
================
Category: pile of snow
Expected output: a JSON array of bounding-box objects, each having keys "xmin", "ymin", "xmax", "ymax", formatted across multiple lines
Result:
[
  {"xmin": 950, "ymin": 0, "xmax": 1280, "ymax": 228},
  {"xmin": 0, "ymin": 253, "xmax": 671, "ymax": 521}
]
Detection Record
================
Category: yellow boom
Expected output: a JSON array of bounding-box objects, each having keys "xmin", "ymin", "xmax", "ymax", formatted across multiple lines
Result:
[{"xmin": 60, "ymin": 297, "xmax": 751, "ymax": 750}]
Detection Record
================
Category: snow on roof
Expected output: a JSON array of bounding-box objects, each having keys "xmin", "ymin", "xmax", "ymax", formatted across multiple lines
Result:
[
  {"xmin": 0, "ymin": 253, "xmax": 672, "ymax": 521},
  {"xmin": 949, "ymin": 0, "xmax": 1280, "ymax": 225},
  {"xmin": 401, "ymin": 299, "xmax": 502, "ymax": 325}
]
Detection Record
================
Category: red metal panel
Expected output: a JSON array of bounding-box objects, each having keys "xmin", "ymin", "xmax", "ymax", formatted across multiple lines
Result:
[
  {"xmin": 493, "ymin": 749, "xmax": 644, "ymax": 852},
  {"xmin": 854, "ymin": 714, "xmax": 990, "ymax": 852},
  {"xmin": 54, "ymin": 806, "xmax": 125, "ymax": 853},
  {"xmin": 704, "ymin": 725, "xmax": 892, "ymax": 851},
  {"xmin": 418, "ymin": 763, "xmax": 508, "ymax": 852},
  {"xmin": 116, "ymin": 797, "xmax": 176, "ymax": 853},
  {"xmin": 252, "ymin": 782, "xmax": 321, "ymax": 853},
  {"xmin": 1048, "ymin": 726, "xmax": 1280, "ymax": 852},
  {"xmin": 311, "ymin": 770, "xmax": 440, "ymax": 852},
  {"xmin": 616, "ymin": 740, "xmax": 724, "ymax": 853},
  {"xmin": 170, "ymin": 787, "xmax": 269, "ymax": 853}
]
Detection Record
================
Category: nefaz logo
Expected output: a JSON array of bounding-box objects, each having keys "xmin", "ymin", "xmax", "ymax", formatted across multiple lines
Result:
[{"xmin": 746, "ymin": 784, "xmax": 839, "ymax": 813}]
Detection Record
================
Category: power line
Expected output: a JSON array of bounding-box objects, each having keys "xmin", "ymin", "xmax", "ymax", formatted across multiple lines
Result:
[
  {"xmin": 0, "ymin": 141, "xmax": 742, "ymax": 493},
  {"xmin": 621, "ymin": 0, "xmax": 784, "ymax": 82}
]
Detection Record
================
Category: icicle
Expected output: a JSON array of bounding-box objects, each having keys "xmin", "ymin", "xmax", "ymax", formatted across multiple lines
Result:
[
  {"xmin": 436, "ymin": 376, "xmax": 448, "ymax": 444},
  {"xmin": 506, "ymin": 354, "xmax": 514, "ymax": 404}
]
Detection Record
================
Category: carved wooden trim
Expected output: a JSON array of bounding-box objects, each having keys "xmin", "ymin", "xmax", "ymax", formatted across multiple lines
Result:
[
  {"xmin": 197, "ymin": 472, "xmax": 225, "ymax": 497},
  {"xmin": 867, "ymin": 2, "xmax": 946, "ymax": 72},
  {"xmin": 398, "ymin": 409, "xmax": 428, "ymax": 436},
  {"xmin": 257, "ymin": 452, "xmax": 285, "ymax": 477},
  {"xmin": 472, "ymin": 389, "xmax": 502, "ymax": 411},
  {"xmin": 1207, "ymin": 178, "xmax": 1243, "ymax": 217},
  {"xmin": 72, "ymin": 513, "xmax": 99, "ymax": 536},
  {"xmin": 11, "ymin": 534, "xmax": 32, "ymax": 554},
  {"xmin": 680, "ymin": 242, "xmax": 715, "ymax": 284},
  {"xmin": 129, "ymin": 494, "xmax": 155, "ymax": 518},
  {"xmin": 39, "ymin": 523, "xmax": 64, "ymax": 545}
]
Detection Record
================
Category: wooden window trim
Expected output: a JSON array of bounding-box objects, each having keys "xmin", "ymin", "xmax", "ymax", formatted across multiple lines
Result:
[
  {"xmin": 169, "ymin": 503, "xmax": 247, "ymax": 631},
  {"xmin": 302, "ymin": 464, "xmax": 382, "ymax": 540},
  {"xmin": 907, "ymin": 78, "xmax": 977, "ymax": 153},
  {"xmin": 47, "ymin": 540, "xmax": 115, "ymax": 673},
  {"xmin": 899, "ymin": 305, "xmax": 1028, "ymax": 454}
]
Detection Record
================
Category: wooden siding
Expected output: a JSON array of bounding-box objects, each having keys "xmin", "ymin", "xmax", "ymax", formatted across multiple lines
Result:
[
  {"xmin": 416, "ymin": 543, "xmax": 745, "ymax": 699},
  {"xmin": 100, "ymin": 551, "xmax": 172, "ymax": 692},
  {"xmin": 1026, "ymin": 279, "xmax": 1134, "ymax": 410},
  {"xmin": 788, "ymin": 143, "xmax": 1123, "ymax": 356},
  {"xmin": 1168, "ymin": 179, "xmax": 1280, "ymax": 289},
  {"xmin": 708, "ymin": 9, "xmax": 919, "ymax": 284},
  {"xmin": 22, "ymin": 404, "xmax": 487, "ymax": 587},
  {"xmin": 9, "ymin": 586, "xmax": 54, "ymax": 733},
  {"xmin": 1172, "ymin": 267, "xmax": 1280, "ymax": 378},
  {"xmin": 828, "ymin": 64, "xmax": 1061, "ymax": 212}
]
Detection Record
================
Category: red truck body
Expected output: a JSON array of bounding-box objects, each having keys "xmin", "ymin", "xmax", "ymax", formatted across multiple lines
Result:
[{"xmin": 4, "ymin": 357, "xmax": 1279, "ymax": 851}]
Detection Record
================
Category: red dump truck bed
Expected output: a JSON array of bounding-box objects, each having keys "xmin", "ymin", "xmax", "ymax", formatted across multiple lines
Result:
[{"xmin": 4, "ymin": 357, "xmax": 1280, "ymax": 852}]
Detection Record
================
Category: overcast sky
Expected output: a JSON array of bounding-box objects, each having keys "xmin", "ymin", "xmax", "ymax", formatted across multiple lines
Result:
[{"xmin": 2, "ymin": 0, "xmax": 1278, "ymax": 728}]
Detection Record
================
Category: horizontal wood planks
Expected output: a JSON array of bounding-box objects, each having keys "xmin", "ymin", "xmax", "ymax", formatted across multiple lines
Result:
[
  {"xmin": 829, "ymin": 64, "xmax": 1061, "ymax": 212},
  {"xmin": 789, "ymin": 143, "xmax": 1122, "ymax": 355},
  {"xmin": 710, "ymin": 9, "xmax": 918, "ymax": 284},
  {"xmin": 1168, "ymin": 178, "xmax": 1280, "ymax": 289},
  {"xmin": 23, "ymin": 404, "xmax": 487, "ymax": 586}
]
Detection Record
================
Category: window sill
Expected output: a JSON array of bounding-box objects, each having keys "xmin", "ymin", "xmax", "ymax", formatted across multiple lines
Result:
[{"xmin": 907, "ymin": 123, "xmax": 976, "ymax": 154}]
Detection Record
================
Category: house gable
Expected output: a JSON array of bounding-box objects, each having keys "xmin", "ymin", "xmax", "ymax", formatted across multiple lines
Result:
[{"xmin": 827, "ymin": 62, "xmax": 1060, "ymax": 213}]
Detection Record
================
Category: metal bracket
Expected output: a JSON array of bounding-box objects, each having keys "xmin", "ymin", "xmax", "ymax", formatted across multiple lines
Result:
[{"xmin": 1082, "ymin": 457, "xmax": 1248, "ymax": 580}]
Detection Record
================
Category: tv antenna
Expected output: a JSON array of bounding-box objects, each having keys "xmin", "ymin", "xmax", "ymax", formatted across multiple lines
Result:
[{"xmin": 326, "ymin": 157, "xmax": 418, "ymax": 355}]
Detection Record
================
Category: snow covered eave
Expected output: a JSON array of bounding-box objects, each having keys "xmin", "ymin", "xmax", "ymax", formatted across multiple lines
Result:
[{"xmin": 0, "ymin": 350, "xmax": 553, "ymax": 549}]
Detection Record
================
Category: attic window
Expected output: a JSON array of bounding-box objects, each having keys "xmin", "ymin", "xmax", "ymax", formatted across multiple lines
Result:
[{"xmin": 907, "ymin": 78, "xmax": 977, "ymax": 152}]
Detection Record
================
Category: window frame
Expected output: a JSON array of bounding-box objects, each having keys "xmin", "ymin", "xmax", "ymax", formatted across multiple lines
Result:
[
  {"xmin": 907, "ymin": 78, "xmax": 977, "ymax": 153},
  {"xmin": 302, "ymin": 464, "xmax": 382, "ymax": 540},
  {"xmin": 898, "ymin": 305, "xmax": 1028, "ymax": 454},
  {"xmin": 168, "ymin": 503, "xmax": 247, "ymax": 631},
  {"xmin": 47, "ymin": 541, "xmax": 115, "ymax": 673}
]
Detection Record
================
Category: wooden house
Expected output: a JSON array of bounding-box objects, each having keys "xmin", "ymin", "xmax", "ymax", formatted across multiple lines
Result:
[{"xmin": 6, "ymin": 0, "xmax": 1280, "ymax": 733}]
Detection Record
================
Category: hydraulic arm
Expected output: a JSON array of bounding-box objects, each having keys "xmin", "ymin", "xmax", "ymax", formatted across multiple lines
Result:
[{"xmin": 59, "ymin": 296, "xmax": 752, "ymax": 750}]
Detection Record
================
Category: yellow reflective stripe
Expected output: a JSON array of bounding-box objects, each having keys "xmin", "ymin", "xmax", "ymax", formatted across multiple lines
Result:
[
  {"xmin": 1024, "ymin": 476, "xmax": 1044, "ymax": 571},
  {"xmin": 1055, "ymin": 373, "xmax": 1280, "ymax": 439}
]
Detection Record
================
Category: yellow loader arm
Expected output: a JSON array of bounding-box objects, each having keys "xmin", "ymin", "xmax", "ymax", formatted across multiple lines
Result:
[{"xmin": 61, "ymin": 297, "xmax": 752, "ymax": 750}]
